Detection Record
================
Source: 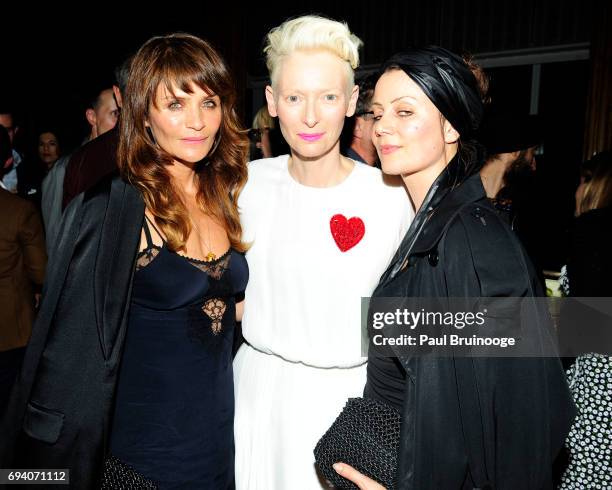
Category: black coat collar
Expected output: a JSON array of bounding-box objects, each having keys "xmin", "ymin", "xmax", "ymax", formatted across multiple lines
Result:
[
  {"xmin": 377, "ymin": 154, "xmax": 485, "ymax": 288},
  {"xmin": 410, "ymin": 172, "xmax": 485, "ymax": 254}
]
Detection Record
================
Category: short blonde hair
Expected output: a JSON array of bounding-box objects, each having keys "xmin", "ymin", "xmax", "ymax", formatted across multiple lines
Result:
[
  {"xmin": 252, "ymin": 106, "xmax": 275, "ymax": 130},
  {"xmin": 264, "ymin": 15, "xmax": 362, "ymax": 89}
]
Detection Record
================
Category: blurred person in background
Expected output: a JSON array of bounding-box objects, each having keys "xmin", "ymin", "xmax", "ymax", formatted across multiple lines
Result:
[
  {"xmin": 37, "ymin": 130, "xmax": 61, "ymax": 170},
  {"xmin": 249, "ymin": 105, "xmax": 275, "ymax": 160},
  {"xmin": 479, "ymin": 113, "xmax": 544, "ymax": 283},
  {"xmin": 0, "ymin": 124, "xmax": 47, "ymax": 418},
  {"xmin": 558, "ymin": 150, "xmax": 612, "ymax": 489},
  {"xmin": 342, "ymin": 72, "xmax": 378, "ymax": 166}
]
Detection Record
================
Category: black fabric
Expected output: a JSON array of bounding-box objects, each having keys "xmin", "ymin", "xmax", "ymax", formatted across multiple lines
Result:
[
  {"xmin": 314, "ymin": 397, "xmax": 401, "ymax": 490},
  {"xmin": 566, "ymin": 206, "xmax": 612, "ymax": 296},
  {"xmin": 0, "ymin": 176, "xmax": 144, "ymax": 488},
  {"xmin": 101, "ymin": 454, "xmax": 158, "ymax": 489},
  {"xmin": 0, "ymin": 347, "xmax": 24, "ymax": 419},
  {"xmin": 110, "ymin": 240, "xmax": 247, "ymax": 488},
  {"xmin": 368, "ymin": 155, "xmax": 576, "ymax": 490},
  {"xmin": 559, "ymin": 206, "xmax": 612, "ymax": 360},
  {"xmin": 22, "ymin": 401, "xmax": 65, "ymax": 444},
  {"xmin": 62, "ymin": 125, "xmax": 119, "ymax": 210},
  {"xmin": 0, "ymin": 174, "xmax": 248, "ymax": 488},
  {"xmin": 364, "ymin": 354, "xmax": 406, "ymax": 412},
  {"xmin": 489, "ymin": 170, "xmax": 546, "ymax": 288},
  {"xmin": 16, "ymin": 158, "xmax": 45, "ymax": 207},
  {"xmin": 382, "ymin": 47, "xmax": 483, "ymax": 140}
]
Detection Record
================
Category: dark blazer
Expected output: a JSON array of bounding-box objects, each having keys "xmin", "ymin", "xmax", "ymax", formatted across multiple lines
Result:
[
  {"xmin": 0, "ymin": 189, "xmax": 46, "ymax": 352},
  {"xmin": 62, "ymin": 125, "xmax": 119, "ymax": 210},
  {"xmin": 0, "ymin": 176, "xmax": 144, "ymax": 488},
  {"xmin": 16, "ymin": 158, "xmax": 45, "ymax": 207},
  {"xmin": 373, "ymin": 156, "xmax": 575, "ymax": 490}
]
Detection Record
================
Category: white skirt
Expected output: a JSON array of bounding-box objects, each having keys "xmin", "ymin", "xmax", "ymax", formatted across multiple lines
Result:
[{"xmin": 233, "ymin": 343, "xmax": 367, "ymax": 490}]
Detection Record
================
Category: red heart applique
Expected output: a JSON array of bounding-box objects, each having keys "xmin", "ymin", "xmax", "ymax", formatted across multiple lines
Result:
[{"xmin": 330, "ymin": 214, "xmax": 365, "ymax": 252}]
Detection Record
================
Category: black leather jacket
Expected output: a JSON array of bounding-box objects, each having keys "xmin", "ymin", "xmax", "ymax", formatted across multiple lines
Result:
[{"xmin": 370, "ymin": 155, "xmax": 575, "ymax": 490}]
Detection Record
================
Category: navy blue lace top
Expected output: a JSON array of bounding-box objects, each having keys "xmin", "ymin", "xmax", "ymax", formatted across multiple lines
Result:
[{"xmin": 109, "ymin": 216, "xmax": 248, "ymax": 489}]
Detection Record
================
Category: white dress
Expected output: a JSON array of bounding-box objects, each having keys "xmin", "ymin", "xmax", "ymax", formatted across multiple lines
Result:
[{"xmin": 234, "ymin": 156, "xmax": 413, "ymax": 489}]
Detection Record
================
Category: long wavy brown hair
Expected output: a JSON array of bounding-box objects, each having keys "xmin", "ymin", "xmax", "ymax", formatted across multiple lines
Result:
[{"xmin": 118, "ymin": 33, "xmax": 249, "ymax": 252}]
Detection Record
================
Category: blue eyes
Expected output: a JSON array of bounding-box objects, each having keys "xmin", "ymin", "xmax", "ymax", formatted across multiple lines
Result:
[{"xmin": 167, "ymin": 100, "xmax": 218, "ymax": 110}]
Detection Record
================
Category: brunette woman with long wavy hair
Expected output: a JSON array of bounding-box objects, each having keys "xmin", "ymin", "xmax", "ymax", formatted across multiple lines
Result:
[{"xmin": 0, "ymin": 33, "xmax": 249, "ymax": 489}]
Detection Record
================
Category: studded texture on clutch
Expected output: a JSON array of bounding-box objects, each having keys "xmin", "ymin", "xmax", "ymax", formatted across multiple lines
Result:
[{"xmin": 314, "ymin": 397, "xmax": 401, "ymax": 490}]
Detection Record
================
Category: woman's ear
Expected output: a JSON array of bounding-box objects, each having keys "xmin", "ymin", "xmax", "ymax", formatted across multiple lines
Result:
[
  {"xmin": 443, "ymin": 119, "xmax": 460, "ymax": 144},
  {"xmin": 265, "ymin": 86, "xmax": 278, "ymax": 117},
  {"xmin": 346, "ymin": 84, "xmax": 359, "ymax": 117}
]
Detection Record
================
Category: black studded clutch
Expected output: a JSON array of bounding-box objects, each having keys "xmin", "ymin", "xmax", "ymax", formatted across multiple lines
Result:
[
  {"xmin": 314, "ymin": 397, "xmax": 401, "ymax": 490},
  {"xmin": 100, "ymin": 454, "xmax": 158, "ymax": 489}
]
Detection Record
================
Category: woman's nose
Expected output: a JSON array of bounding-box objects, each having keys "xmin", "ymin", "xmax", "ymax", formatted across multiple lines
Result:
[
  {"xmin": 303, "ymin": 100, "xmax": 319, "ymax": 128},
  {"xmin": 186, "ymin": 107, "xmax": 206, "ymax": 131}
]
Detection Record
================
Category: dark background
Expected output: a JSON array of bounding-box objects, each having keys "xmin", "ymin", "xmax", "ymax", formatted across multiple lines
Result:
[{"xmin": 1, "ymin": 0, "xmax": 606, "ymax": 269}]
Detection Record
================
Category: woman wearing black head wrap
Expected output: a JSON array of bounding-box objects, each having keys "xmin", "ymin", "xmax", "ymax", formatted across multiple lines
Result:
[{"xmin": 327, "ymin": 47, "xmax": 576, "ymax": 489}]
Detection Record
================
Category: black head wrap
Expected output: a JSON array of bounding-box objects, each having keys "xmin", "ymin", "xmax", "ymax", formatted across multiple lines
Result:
[{"xmin": 381, "ymin": 47, "xmax": 483, "ymax": 139}]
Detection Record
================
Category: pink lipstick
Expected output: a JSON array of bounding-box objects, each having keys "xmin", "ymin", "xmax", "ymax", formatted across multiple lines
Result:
[
  {"xmin": 181, "ymin": 137, "xmax": 206, "ymax": 144},
  {"xmin": 379, "ymin": 145, "xmax": 400, "ymax": 155},
  {"xmin": 298, "ymin": 133, "xmax": 324, "ymax": 142}
]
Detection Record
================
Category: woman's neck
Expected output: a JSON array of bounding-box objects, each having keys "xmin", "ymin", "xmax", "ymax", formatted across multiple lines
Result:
[
  {"xmin": 288, "ymin": 142, "xmax": 353, "ymax": 188},
  {"xmin": 167, "ymin": 160, "xmax": 199, "ymax": 198},
  {"xmin": 402, "ymin": 146, "xmax": 457, "ymax": 211}
]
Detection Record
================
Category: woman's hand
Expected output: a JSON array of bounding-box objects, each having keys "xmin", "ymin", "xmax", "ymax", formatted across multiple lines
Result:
[{"xmin": 333, "ymin": 463, "xmax": 386, "ymax": 490}]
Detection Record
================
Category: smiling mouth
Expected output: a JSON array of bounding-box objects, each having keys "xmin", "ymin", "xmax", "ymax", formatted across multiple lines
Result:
[
  {"xmin": 181, "ymin": 137, "xmax": 207, "ymax": 143},
  {"xmin": 298, "ymin": 133, "xmax": 324, "ymax": 142},
  {"xmin": 379, "ymin": 145, "xmax": 400, "ymax": 155}
]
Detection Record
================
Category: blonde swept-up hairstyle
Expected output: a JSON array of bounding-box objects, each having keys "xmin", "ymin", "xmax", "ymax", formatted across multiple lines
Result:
[{"xmin": 264, "ymin": 15, "xmax": 363, "ymax": 90}]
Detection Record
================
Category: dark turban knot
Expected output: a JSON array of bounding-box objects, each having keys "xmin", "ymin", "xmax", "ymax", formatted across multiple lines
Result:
[{"xmin": 382, "ymin": 47, "xmax": 483, "ymax": 139}]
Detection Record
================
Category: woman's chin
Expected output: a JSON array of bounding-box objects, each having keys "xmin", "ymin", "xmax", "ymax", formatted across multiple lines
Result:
[{"xmin": 380, "ymin": 161, "xmax": 404, "ymax": 176}]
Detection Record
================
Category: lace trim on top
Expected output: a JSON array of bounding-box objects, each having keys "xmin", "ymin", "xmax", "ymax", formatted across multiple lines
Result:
[
  {"xmin": 183, "ymin": 249, "xmax": 231, "ymax": 280},
  {"xmin": 136, "ymin": 214, "xmax": 164, "ymax": 272},
  {"xmin": 136, "ymin": 245, "xmax": 162, "ymax": 271},
  {"xmin": 135, "ymin": 215, "xmax": 235, "ymax": 338}
]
